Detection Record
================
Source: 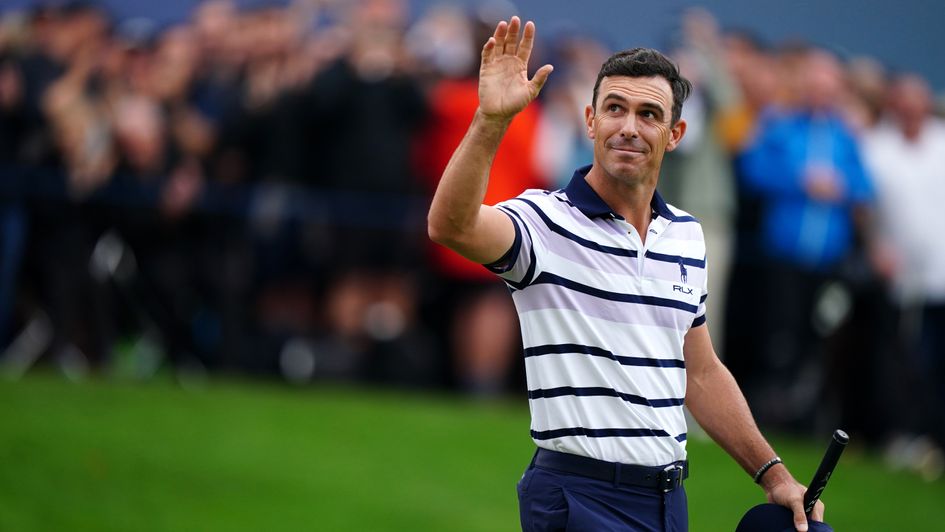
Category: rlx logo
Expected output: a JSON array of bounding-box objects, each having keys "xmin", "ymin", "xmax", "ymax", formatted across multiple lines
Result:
[{"xmin": 673, "ymin": 285, "xmax": 693, "ymax": 295}]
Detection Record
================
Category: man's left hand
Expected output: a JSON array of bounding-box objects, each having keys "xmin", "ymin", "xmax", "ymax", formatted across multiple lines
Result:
[{"xmin": 761, "ymin": 465, "xmax": 825, "ymax": 532}]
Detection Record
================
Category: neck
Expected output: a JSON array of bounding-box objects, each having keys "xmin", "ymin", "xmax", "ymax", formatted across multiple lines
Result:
[{"xmin": 585, "ymin": 164, "xmax": 657, "ymax": 240}]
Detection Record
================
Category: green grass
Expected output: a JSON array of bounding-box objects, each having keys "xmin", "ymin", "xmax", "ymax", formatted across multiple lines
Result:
[{"xmin": 0, "ymin": 374, "xmax": 942, "ymax": 531}]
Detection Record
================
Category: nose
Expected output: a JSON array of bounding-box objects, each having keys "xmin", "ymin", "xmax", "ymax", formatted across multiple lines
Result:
[{"xmin": 619, "ymin": 114, "xmax": 639, "ymax": 138}]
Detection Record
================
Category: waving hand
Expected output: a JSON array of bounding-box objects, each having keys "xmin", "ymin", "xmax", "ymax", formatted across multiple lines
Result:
[
  {"xmin": 478, "ymin": 17, "xmax": 553, "ymax": 122},
  {"xmin": 427, "ymin": 16, "xmax": 551, "ymax": 265}
]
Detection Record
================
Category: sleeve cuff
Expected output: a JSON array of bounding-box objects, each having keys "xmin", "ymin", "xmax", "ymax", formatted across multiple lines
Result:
[
  {"xmin": 691, "ymin": 314, "xmax": 707, "ymax": 328},
  {"xmin": 482, "ymin": 210, "xmax": 522, "ymax": 274}
]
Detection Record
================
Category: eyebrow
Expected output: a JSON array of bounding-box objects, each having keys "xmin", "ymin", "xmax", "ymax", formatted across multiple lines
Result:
[
  {"xmin": 601, "ymin": 93, "xmax": 630, "ymax": 108},
  {"xmin": 601, "ymin": 92, "xmax": 667, "ymax": 118}
]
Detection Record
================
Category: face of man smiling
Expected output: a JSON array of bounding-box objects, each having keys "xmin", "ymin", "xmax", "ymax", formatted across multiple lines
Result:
[{"xmin": 584, "ymin": 75, "xmax": 686, "ymax": 189}]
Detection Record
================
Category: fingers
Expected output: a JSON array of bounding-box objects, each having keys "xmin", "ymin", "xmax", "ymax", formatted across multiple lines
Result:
[
  {"xmin": 810, "ymin": 500, "xmax": 825, "ymax": 523},
  {"xmin": 481, "ymin": 37, "xmax": 496, "ymax": 64},
  {"xmin": 517, "ymin": 20, "xmax": 536, "ymax": 62},
  {"xmin": 492, "ymin": 19, "xmax": 508, "ymax": 57},
  {"xmin": 503, "ymin": 16, "xmax": 521, "ymax": 55},
  {"xmin": 485, "ymin": 16, "xmax": 543, "ymax": 68}
]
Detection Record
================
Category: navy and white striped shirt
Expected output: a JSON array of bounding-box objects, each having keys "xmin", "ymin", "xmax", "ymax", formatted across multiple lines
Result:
[{"xmin": 486, "ymin": 165, "xmax": 708, "ymax": 467}]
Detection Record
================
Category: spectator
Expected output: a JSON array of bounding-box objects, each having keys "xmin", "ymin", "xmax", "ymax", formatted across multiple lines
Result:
[
  {"xmin": 7, "ymin": 3, "xmax": 116, "ymax": 378},
  {"xmin": 739, "ymin": 49, "xmax": 874, "ymax": 431},
  {"xmin": 862, "ymin": 74, "xmax": 945, "ymax": 477},
  {"xmin": 304, "ymin": 0, "xmax": 435, "ymax": 387}
]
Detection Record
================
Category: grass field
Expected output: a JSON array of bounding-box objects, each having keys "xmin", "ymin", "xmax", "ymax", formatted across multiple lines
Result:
[{"xmin": 1, "ymin": 373, "xmax": 942, "ymax": 531}]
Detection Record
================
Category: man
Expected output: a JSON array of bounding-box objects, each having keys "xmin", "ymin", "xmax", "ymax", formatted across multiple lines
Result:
[
  {"xmin": 863, "ymin": 74, "xmax": 945, "ymax": 472},
  {"xmin": 739, "ymin": 49, "xmax": 874, "ymax": 431},
  {"xmin": 427, "ymin": 17, "xmax": 823, "ymax": 531}
]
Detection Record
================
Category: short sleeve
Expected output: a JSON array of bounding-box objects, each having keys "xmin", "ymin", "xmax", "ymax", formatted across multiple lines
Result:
[
  {"xmin": 482, "ymin": 193, "xmax": 547, "ymax": 288},
  {"xmin": 691, "ymin": 254, "xmax": 709, "ymax": 328}
]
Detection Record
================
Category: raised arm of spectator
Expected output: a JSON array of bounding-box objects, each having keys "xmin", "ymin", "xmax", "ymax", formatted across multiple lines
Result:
[{"xmin": 427, "ymin": 16, "xmax": 552, "ymax": 264}]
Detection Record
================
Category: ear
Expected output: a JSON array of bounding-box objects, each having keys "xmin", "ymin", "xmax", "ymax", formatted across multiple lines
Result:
[
  {"xmin": 664, "ymin": 118, "xmax": 687, "ymax": 152},
  {"xmin": 584, "ymin": 104, "xmax": 595, "ymax": 140}
]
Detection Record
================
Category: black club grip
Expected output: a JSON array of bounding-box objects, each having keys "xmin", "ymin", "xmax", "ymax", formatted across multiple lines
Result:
[{"xmin": 803, "ymin": 429, "xmax": 849, "ymax": 515}]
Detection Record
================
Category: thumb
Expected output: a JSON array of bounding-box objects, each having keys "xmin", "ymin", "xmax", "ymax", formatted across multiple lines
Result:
[{"xmin": 530, "ymin": 64, "xmax": 554, "ymax": 95}]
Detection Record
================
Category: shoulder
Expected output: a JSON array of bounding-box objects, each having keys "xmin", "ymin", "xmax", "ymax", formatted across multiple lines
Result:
[
  {"xmin": 663, "ymin": 202, "xmax": 706, "ymax": 239},
  {"xmin": 498, "ymin": 187, "xmax": 610, "ymax": 241},
  {"xmin": 498, "ymin": 187, "xmax": 568, "ymax": 214},
  {"xmin": 664, "ymin": 202, "xmax": 701, "ymax": 225}
]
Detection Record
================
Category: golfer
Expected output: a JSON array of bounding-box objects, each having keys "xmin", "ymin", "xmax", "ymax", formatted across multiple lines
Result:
[{"xmin": 427, "ymin": 16, "xmax": 825, "ymax": 532}]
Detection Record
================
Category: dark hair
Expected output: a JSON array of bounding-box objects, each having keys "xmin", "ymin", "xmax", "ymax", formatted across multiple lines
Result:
[{"xmin": 591, "ymin": 48, "xmax": 692, "ymax": 126}]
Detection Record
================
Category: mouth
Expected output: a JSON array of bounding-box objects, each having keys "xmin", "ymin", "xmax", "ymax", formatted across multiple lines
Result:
[{"xmin": 610, "ymin": 146, "xmax": 646, "ymax": 156}]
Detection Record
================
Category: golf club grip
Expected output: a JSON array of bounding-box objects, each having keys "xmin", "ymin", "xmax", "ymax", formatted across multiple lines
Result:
[{"xmin": 803, "ymin": 430, "xmax": 849, "ymax": 514}]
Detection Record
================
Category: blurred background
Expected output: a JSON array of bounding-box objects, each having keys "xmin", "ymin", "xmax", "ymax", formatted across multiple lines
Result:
[{"xmin": 1, "ymin": 0, "xmax": 944, "ymax": 529}]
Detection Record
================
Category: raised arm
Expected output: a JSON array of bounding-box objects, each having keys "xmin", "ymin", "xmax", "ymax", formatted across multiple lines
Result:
[
  {"xmin": 683, "ymin": 325, "xmax": 825, "ymax": 532},
  {"xmin": 427, "ymin": 16, "xmax": 553, "ymax": 264}
]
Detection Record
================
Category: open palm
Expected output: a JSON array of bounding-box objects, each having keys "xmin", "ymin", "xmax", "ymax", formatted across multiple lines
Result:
[{"xmin": 478, "ymin": 17, "xmax": 553, "ymax": 121}]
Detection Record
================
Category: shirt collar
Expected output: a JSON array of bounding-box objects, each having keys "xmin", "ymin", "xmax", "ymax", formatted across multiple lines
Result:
[
  {"xmin": 563, "ymin": 164, "xmax": 675, "ymax": 221},
  {"xmin": 650, "ymin": 186, "xmax": 675, "ymax": 220}
]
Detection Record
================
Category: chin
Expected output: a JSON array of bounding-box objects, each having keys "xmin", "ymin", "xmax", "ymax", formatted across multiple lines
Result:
[
  {"xmin": 605, "ymin": 162, "xmax": 635, "ymax": 176},
  {"xmin": 603, "ymin": 161, "xmax": 645, "ymax": 184}
]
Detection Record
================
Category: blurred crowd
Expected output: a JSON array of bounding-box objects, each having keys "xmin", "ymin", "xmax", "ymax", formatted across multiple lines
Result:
[{"xmin": 0, "ymin": 1, "xmax": 943, "ymax": 477}]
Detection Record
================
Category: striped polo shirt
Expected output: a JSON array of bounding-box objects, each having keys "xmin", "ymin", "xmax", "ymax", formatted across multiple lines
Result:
[{"xmin": 486, "ymin": 165, "xmax": 708, "ymax": 467}]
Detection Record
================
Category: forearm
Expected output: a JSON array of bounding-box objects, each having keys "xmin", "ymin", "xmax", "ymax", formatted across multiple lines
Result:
[
  {"xmin": 427, "ymin": 110, "xmax": 510, "ymax": 251},
  {"xmin": 687, "ymin": 358, "xmax": 783, "ymax": 481},
  {"xmin": 429, "ymin": 16, "xmax": 550, "ymax": 264},
  {"xmin": 684, "ymin": 325, "xmax": 815, "ymax": 528}
]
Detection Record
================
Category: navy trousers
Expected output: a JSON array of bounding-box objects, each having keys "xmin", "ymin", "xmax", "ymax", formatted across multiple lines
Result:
[{"xmin": 517, "ymin": 455, "xmax": 688, "ymax": 531}]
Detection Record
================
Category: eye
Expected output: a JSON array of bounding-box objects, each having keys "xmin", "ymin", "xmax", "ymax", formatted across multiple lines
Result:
[
  {"xmin": 607, "ymin": 103, "xmax": 622, "ymax": 113},
  {"xmin": 640, "ymin": 110, "xmax": 657, "ymax": 119}
]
